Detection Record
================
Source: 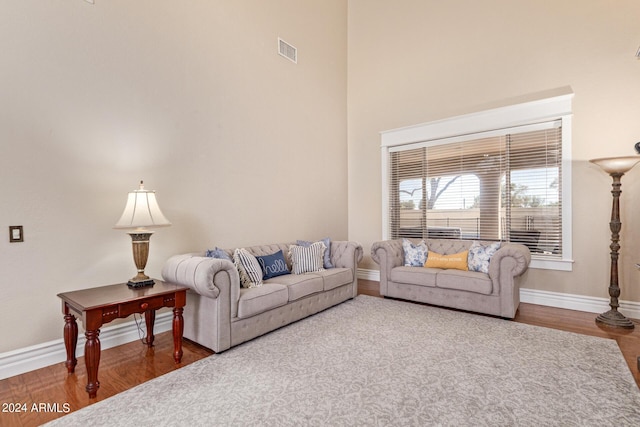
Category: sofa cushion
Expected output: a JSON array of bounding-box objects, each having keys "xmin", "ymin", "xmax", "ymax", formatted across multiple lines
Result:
[
  {"xmin": 436, "ymin": 270, "xmax": 493, "ymax": 295},
  {"xmin": 425, "ymin": 250, "xmax": 469, "ymax": 271},
  {"xmin": 266, "ymin": 273, "xmax": 324, "ymax": 301},
  {"xmin": 237, "ymin": 283, "xmax": 288, "ymax": 319},
  {"xmin": 313, "ymin": 268, "xmax": 352, "ymax": 291},
  {"xmin": 390, "ymin": 267, "xmax": 438, "ymax": 287},
  {"xmin": 289, "ymin": 242, "xmax": 326, "ymax": 274}
]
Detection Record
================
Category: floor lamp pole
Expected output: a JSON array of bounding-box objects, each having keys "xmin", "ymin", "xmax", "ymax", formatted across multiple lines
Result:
[
  {"xmin": 590, "ymin": 156, "xmax": 640, "ymax": 329},
  {"xmin": 596, "ymin": 172, "xmax": 633, "ymax": 328}
]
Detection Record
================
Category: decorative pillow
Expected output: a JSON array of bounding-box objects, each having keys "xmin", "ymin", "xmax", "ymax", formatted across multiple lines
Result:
[
  {"xmin": 233, "ymin": 248, "xmax": 263, "ymax": 288},
  {"xmin": 255, "ymin": 250, "xmax": 290, "ymax": 280},
  {"xmin": 296, "ymin": 237, "xmax": 333, "ymax": 269},
  {"xmin": 205, "ymin": 247, "xmax": 232, "ymax": 261},
  {"xmin": 402, "ymin": 238, "xmax": 428, "ymax": 267},
  {"xmin": 468, "ymin": 241, "xmax": 501, "ymax": 274},
  {"xmin": 424, "ymin": 250, "xmax": 469, "ymax": 271},
  {"xmin": 289, "ymin": 241, "xmax": 326, "ymax": 275}
]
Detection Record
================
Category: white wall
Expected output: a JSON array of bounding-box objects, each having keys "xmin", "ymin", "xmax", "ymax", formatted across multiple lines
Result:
[
  {"xmin": 0, "ymin": 0, "xmax": 347, "ymax": 353},
  {"xmin": 5, "ymin": 0, "xmax": 640, "ymax": 368},
  {"xmin": 348, "ymin": 0, "xmax": 640, "ymax": 301}
]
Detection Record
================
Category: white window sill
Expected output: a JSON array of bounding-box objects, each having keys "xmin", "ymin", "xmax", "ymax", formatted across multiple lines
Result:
[{"xmin": 530, "ymin": 256, "xmax": 574, "ymax": 271}]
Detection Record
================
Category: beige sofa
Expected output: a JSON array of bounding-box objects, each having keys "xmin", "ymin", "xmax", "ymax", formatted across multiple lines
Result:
[
  {"xmin": 371, "ymin": 238, "xmax": 530, "ymax": 319},
  {"xmin": 162, "ymin": 241, "xmax": 363, "ymax": 352}
]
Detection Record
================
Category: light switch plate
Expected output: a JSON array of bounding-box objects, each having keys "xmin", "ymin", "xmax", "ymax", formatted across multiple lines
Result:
[{"xmin": 9, "ymin": 226, "xmax": 23, "ymax": 243}]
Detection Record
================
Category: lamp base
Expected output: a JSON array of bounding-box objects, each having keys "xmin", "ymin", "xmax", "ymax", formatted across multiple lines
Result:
[
  {"xmin": 126, "ymin": 231, "xmax": 154, "ymax": 289},
  {"xmin": 127, "ymin": 278, "xmax": 155, "ymax": 289},
  {"xmin": 596, "ymin": 309, "xmax": 635, "ymax": 329}
]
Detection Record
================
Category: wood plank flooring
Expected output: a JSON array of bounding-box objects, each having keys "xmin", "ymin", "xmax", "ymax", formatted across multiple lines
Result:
[{"xmin": 2, "ymin": 279, "xmax": 639, "ymax": 426}]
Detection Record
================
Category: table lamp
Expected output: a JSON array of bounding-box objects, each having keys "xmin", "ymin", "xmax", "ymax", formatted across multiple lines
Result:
[
  {"xmin": 114, "ymin": 181, "xmax": 171, "ymax": 288},
  {"xmin": 590, "ymin": 156, "xmax": 640, "ymax": 328}
]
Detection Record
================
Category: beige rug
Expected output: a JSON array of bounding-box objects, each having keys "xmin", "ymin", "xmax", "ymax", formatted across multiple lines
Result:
[{"xmin": 45, "ymin": 295, "xmax": 640, "ymax": 426}]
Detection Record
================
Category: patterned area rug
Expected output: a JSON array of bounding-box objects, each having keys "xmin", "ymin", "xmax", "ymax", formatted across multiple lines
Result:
[{"xmin": 45, "ymin": 296, "xmax": 640, "ymax": 426}]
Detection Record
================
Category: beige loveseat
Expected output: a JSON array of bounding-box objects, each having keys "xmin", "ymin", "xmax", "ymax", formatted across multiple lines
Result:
[
  {"xmin": 371, "ymin": 239, "xmax": 530, "ymax": 319},
  {"xmin": 162, "ymin": 241, "xmax": 363, "ymax": 352}
]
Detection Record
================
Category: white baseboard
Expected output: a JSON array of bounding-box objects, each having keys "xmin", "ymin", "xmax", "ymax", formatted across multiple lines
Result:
[
  {"xmin": 357, "ymin": 268, "xmax": 640, "ymax": 319},
  {"xmin": 357, "ymin": 268, "xmax": 381, "ymax": 282},
  {"xmin": 519, "ymin": 288, "xmax": 640, "ymax": 319},
  {"xmin": 0, "ymin": 311, "xmax": 173, "ymax": 380}
]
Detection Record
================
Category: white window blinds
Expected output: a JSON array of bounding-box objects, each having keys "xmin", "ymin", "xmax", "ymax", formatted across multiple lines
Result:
[{"xmin": 388, "ymin": 120, "xmax": 562, "ymax": 258}]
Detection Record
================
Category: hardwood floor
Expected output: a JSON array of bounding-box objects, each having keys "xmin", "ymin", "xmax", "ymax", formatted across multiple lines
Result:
[
  {"xmin": 2, "ymin": 279, "xmax": 639, "ymax": 426},
  {"xmin": 0, "ymin": 324, "xmax": 214, "ymax": 427}
]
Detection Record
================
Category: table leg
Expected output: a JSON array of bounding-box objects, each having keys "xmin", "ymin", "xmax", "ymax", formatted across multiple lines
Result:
[
  {"xmin": 173, "ymin": 306, "xmax": 184, "ymax": 363},
  {"xmin": 63, "ymin": 313, "xmax": 78, "ymax": 373},
  {"xmin": 84, "ymin": 329, "xmax": 101, "ymax": 398},
  {"xmin": 144, "ymin": 309, "xmax": 155, "ymax": 347}
]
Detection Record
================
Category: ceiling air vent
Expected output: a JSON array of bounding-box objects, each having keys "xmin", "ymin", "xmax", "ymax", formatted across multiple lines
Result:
[{"xmin": 278, "ymin": 38, "xmax": 297, "ymax": 63}]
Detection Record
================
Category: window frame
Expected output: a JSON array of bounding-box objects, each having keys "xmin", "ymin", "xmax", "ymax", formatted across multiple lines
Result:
[{"xmin": 381, "ymin": 91, "xmax": 574, "ymax": 271}]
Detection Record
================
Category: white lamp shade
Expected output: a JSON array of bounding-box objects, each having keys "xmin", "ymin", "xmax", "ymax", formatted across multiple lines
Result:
[
  {"xmin": 590, "ymin": 156, "xmax": 640, "ymax": 174},
  {"xmin": 114, "ymin": 182, "xmax": 171, "ymax": 230}
]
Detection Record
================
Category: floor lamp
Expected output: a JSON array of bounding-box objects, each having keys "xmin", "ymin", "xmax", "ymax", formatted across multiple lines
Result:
[{"xmin": 590, "ymin": 156, "xmax": 640, "ymax": 329}]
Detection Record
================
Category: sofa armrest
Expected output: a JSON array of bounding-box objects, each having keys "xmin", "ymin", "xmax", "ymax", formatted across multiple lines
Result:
[
  {"xmin": 161, "ymin": 254, "xmax": 240, "ymax": 299},
  {"xmin": 330, "ymin": 241, "xmax": 364, "ymax": 272},
  {"xmin": 371, "ymin": 240, "xmax": 403, "ymax": 270},
  {"xmin": 370, "ymin": 240, "xmax": 403, "ymax": 296},
  {"xmin": 488, "ymin": 243, "xmax": 531, "ymax": 281}
]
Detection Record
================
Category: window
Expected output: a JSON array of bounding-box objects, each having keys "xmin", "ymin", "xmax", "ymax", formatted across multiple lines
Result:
[{"xmin": 381, "ymin": 92, "xmax": 573, "ymax": 271}]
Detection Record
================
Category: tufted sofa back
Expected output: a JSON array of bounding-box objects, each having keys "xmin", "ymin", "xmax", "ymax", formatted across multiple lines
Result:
[
  {"xmin": 214, "ymin": 241, "xmax": 363, "ymax": 272},
  {"xmin": 423, "ymin": 238, "xmax": 472, "ymax": 254}
]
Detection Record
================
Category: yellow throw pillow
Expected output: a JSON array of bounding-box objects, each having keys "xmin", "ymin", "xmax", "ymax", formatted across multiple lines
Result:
[{"xmin": 424, "ymin": 250, "xmax": 469, "ymax": 271}]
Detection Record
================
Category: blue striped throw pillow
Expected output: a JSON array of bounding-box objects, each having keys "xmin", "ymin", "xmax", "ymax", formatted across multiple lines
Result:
[
  {"xmin": 289, "ymin": 241, "xmax": 326, "ymax": 275},
  {"xmin": 296, "ymin": 237, "xmax": 334, "ymax": 269},
  {"xmin": 233, "ymin": 248, "xmax": 263, "ymax": 288}
]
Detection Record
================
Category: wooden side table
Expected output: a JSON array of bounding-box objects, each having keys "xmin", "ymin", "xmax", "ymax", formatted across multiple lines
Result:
[{"xmin": 57, "ymin": 280, "xmax": 188, "ymax": 398}]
